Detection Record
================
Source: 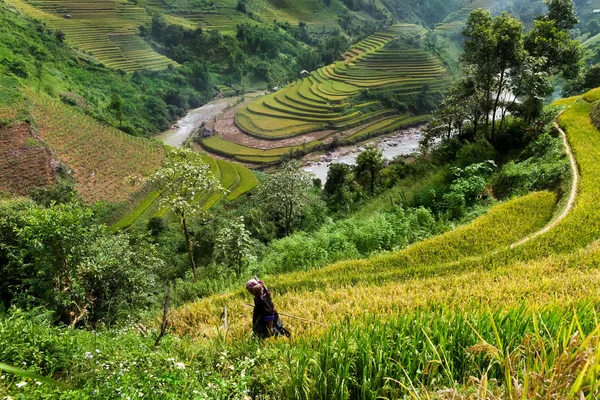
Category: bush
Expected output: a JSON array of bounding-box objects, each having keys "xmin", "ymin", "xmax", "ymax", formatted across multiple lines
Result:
[
  {"xmin": 493, "ymin": 133, "xmax": 569, "ymax": 198},
  {"xmin": 454, "ymin": 139, "xmax": 498, "ymax": 168}
]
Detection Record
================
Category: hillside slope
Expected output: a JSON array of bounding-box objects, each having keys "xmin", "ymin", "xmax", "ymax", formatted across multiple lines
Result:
[{"xmin": 167, "ymin": 89, "xmax": 600, "ymax": 396}]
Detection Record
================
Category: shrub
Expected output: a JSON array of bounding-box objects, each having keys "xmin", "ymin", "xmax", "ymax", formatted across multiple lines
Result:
[{"xmin": 493, "ymin": 133, "xmax": 569, "ymax": 198}]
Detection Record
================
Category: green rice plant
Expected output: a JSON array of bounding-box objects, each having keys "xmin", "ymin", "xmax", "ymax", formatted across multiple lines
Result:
[
  {"xmin": 226, "ymin": 163, "xmax": 258, "ymax": 201},
  {"xmin": 286, "ymin": 304, "xmax": 600, "ymax": 399}
]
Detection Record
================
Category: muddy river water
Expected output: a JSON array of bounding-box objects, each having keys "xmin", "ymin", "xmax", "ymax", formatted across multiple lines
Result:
[{"xmin": 156, "ymin": 96, "xmax": 423, "ymax": 182}]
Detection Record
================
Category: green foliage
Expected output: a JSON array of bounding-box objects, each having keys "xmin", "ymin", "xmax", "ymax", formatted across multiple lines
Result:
[
  {"xmin": 324, "ymin": 163, "xmax": 353, "ymax": 211},
  {"xmin": 442, "ymin": 160, "xmax": 495, "ymax": 218},
  {"xmin": 354, "ymin": 146, "xmax": 383, "ymax": 195},
  {"xmin": 255, "ymin": 162, "xmax": 314, "ymax": 236},
  {"xmin": 214, "ymin": 217, "xmax": 256, "ymax": 276},
  {"xmin": 1, "ymin": 201, "xmax": 164, "ymax": 326},
  {"xmin": 493, "ymin": 133, "xmax": 569, "ymax": 198},
  {"xmin": 258, "ymin": 206, "xmax": 445, "ymax": 274}
]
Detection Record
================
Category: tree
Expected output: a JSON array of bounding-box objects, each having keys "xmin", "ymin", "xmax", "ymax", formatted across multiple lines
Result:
[
  {"xmin": 236, "ymin": 0, "xmax": 247, "ymax": 13},
  {"xmin": 149, "ymin": 148, "xmax": 224, "ymax": 281},
  {"xmin": 545, "ymin": 0, "xmax": 579, "ymax": 30},
  {"xmin": 214, "ymin": 217, "xmax": 256, "ymax": 276},
  {"xmin": 524, "ymin": 19, "xmax": 582, "ymax": 80},
  {"xmin": 55, "ymin": 30, "xmax": 65, "ymax": 43},
  {"xmin": 354, "ymin": 146, "xmax": 383, "ymax": 195},
  {"xmin": 324, "ymin": 163, "xmax": 352, "ymax": 211},
  {"xmin": 256, "ymin": 161, "xmax": 313, "ymax": 236},
  {"xmin": 462, "ymin": 11, "xmax": 525, "ymax": 142},
  {"xmin": 14, "ymin": 202, "xmax": 163, "ymax": 326},
  {"xmin": 108, "ymin": 94, "xmax": 123, "ymax": 126}
]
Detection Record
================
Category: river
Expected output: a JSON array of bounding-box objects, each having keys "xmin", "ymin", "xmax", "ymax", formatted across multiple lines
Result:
[
  {"xmin": 303, "ymin": 127, "xmax": 423, "ymax": 183},
  {"xmin": 156, "ymin": 96, "xmax": 423, "ymax": 182}
]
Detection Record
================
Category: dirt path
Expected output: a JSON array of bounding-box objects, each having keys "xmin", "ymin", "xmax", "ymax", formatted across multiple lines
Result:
[{"xmin": 509, "ymin": 111, "xmax": 578, "ymax": 248}]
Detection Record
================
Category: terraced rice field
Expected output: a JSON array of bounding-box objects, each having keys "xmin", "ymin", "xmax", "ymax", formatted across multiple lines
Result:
[
  {"xmin": 24, "ymin": 90, "xmax": 166, "ymax": 203},
  {"xmin": 4, "ymin": 0, "xmax": 177, "ymax": 71},
  {"xmin": 200, "ymin": 25, "xmax": 450, "ymax": 164},
  {"xmin": 138, "ymin": 0, "xmax": 358, "ymax": 31},
  {"xmin": 435, "ymin": 0, "xmax": 496, "ymax": 34},
  {"xmin": 112, "ymin": 153, "xmax": 258, "ymax": 230},
  {"xmin": 166, "ymin": 87, "xmax": 600, "ymax": 396}
]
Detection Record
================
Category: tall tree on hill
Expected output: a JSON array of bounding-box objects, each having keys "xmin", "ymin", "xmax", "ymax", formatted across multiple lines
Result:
[
  {"xmin": 256, "ymin": 162, "xmax": 313, "ymax": 237},
  {"xmin": 324, "ymin": 163, "xmax": 353, "ymax": 211},
  {"xmin": 355, "ymin": 146, "xmax": 383, "ymax": 195},
  {"xmin": 544, "ymin": 0, "xmax": 579, "ymax": 30},
  {"xmin": 149, "ymin": 148, "xmax": 224, "ymax": 282},
  {"xmin": 462, "ymin": 11, "xmax": 525, "ymax": 143}
]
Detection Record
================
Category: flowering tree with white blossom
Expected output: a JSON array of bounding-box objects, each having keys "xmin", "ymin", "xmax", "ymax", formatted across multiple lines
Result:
[{"xmin": 149, "ymin": 148, "xmax": 224, "ymax": 281}]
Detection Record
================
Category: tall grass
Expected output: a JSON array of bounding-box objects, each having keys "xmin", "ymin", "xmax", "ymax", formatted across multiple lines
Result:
[{"xmin": 286, "ymin": 304, "xmax": 600, "ymax": 399}]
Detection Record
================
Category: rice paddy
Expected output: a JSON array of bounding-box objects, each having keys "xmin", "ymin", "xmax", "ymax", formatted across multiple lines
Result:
[
  {"xmin": 166, "ymin": 87, "xmax": 600, "ymax": 396},
  {"xmin": 24, "ymin": 90, "xmax": 166, "ymax": 204},
  {"xmin": 112, "ymin": 152, "xmax": 258, "ymax": 230},
  {"xmin": 4, "ymin": 0, "xmax": 177, "ymax": 72},
  {"xmin": 435, "ymin": 0, "xmax": 497, "ymax": 34},
  {"xmin": 202, "ymin": 25, "xmax": 451, "ymax": 164}
]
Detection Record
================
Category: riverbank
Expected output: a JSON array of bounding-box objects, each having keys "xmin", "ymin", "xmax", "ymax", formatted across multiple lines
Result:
[{"xmin": 303, "ymin": 127, "xmax": 423, "ymax": 182}]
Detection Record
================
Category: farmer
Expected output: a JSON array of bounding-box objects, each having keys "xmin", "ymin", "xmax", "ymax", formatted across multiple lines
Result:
[{"xmin": 246, "ymin": 277, "xmax": 290, "ymax": 339}]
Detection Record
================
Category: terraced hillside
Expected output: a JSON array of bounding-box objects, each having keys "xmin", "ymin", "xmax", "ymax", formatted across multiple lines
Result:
[
  {"xmin": 112, "ymin": 154, "xmax": 259, "ymax": 230},
  {"xmin": 169, "ymin": 89, "xmax": 600, "ymax": 395},
  {"xmin": 4, "ymin": 0, "xmax": 177, "ymax": 72},
  {"xmin": 20, "ymin": 90, "xmax": 166, "ymax": 203},
  {"xmin": 138, "ymin": 0, "xmax": 388, "ymax": 33},
  {"xmin": 201, "ymin": 25, "xmax": 450, "ymax": 164},
  {"xmin": 435, "ymin": 0, "xmax": 496, "ymax": 34}
]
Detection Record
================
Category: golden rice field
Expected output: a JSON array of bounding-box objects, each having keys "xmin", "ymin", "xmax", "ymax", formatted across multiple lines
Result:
[
  {"xmin": 202, "ymin": 25, "xmax": 450, "ymax": 164},
  {"xmin": 168, "ymin": 88, "xmax": 600, "ymax": 397},
  {"xmin": 173, "ymin": 88, "xmax": 600, "ymax": 338},
  {"xmin": 4, "ymin": 0, "xmax": 177, "ymax": 72}
]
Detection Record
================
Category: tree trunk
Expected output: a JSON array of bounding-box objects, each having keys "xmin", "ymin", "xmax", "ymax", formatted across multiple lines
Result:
[
  {"xmin": 370, "ymin": 168, "xmax": 375, "ymax": 195},
  {"xmin": 491, "ymin": 66, "xmax": 506, "ymax": 144},
  {"xmin": 181, "ymin": 213, "xmax": 197, "ymax": 282}
]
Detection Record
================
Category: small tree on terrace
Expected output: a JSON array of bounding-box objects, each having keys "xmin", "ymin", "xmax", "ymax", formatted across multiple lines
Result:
[
  {"xmin": 215, "ymin": 217, "xmax": 256, "ymax": 276},
  {"xmin": 149, "ymin": 148, "xmax": 224, "ymax": 281},
  {"xmin": 257, "ymin": 161, "xmax": 313, "ymax": 236},
  {"xmin": 108, "ymin": 94, "xmax": 123, "ymax": 126}
]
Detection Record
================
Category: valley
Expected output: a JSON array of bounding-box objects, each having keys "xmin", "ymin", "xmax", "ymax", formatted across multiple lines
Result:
[{"xmin": 3, "ymin": 0, "xmax": 600, "ymax": 398}]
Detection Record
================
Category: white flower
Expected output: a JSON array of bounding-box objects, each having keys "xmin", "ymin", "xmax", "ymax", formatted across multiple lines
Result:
[
  {"xmin": 95, "ymin": 349, "xmax": 101, "ymax": 354},
  {"xmin": 35, "ymin": 381, "xmax": 42, "ymax": 386},
  {"xmin": 16, "ymin": 381, "xmax": 27, "ymax": 388},
  {"xmin": 85, "ymin": 352, "xmax": 93, "ymax": 359},
  {"xmin": 175, "ymin": 362, "xmax": 186, "ymax": 370}
]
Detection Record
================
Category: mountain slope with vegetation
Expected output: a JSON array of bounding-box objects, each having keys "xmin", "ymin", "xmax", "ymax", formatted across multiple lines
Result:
[{"xmin": 5, "ymin": 0, "xmax": 600, "ymax": 398}]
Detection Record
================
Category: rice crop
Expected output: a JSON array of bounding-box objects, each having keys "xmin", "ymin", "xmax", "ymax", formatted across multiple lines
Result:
[{"xmin": 208, "ymin": 25, "xmax": 449, "ymax": 162}]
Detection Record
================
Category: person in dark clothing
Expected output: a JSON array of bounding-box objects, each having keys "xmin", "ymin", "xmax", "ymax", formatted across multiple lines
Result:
[{"xmin": 246, "ymin": 278, "xmax": 290, "ymax": 339}]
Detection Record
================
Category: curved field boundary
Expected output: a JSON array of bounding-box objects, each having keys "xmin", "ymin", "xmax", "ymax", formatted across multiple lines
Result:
[
  {"xmin": 510, "ymin": 111, "xmax": 578, "ymax": 248},
  {"xmin": 170, "ymin": 191, "xmax": 558, "ymax": 339}
]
